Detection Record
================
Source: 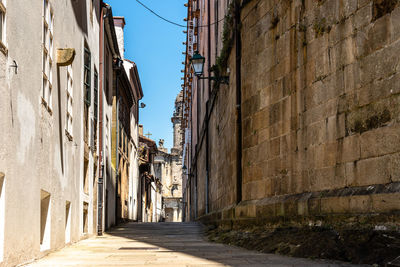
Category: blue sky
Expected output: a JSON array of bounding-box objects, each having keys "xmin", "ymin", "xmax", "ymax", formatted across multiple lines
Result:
[{"xmin": 106, "ymin": 0, "xmax": 187, "ymax": 150}]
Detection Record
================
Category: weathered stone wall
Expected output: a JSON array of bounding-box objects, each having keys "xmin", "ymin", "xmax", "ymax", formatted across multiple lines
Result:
[
  {"xmin": 155, "ymin": 153, "xmax": 183, "ymax": 198},
  {"xmin": 154, "ymin": 91, "xmax": 183, "ymax": 221},
  {"xmin": 200, "ymin": 0, "xmax": 400, "ymax": 228},
  {"xmin": 208, "ymin": 59, "xmax": 238, "ymax": 213},
  {"xmin": 196, "ymin": 62, "xmax": 240, "ymax": 217},
  {"xmin": 196, "ymin": 145, "xmax": 207, "ymax": 216}
]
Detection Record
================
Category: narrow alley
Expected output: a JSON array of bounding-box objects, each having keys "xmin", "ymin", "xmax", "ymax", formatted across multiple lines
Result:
[
  {"xmin": 26, "ymin": 223, "xmax": 356, "ymax": 267},
  {"xmin": 1, "ymin": 0, "xmax": 400, "ymax": 266}
]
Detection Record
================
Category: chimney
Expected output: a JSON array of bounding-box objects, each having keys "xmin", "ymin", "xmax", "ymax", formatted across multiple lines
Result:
[
  {"xmin": 113, "ymin": 17, "xmax": 126, "ymax": 59},
  {"xmin": 139, "ymin": 124, "xmax": 143, "ymax": 136}
]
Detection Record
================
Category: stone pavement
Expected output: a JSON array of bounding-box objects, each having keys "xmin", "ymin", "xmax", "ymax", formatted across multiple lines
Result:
[{"xmin": 25, "ymin": 222, "xmax": 360, "ymax": 266}]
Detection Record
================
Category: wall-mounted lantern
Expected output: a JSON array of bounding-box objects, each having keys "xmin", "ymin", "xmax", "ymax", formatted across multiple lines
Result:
[
  {"xmin": 189, "ymin": 51, "xmax": 229, "ymax": 84},
  {"xmin": 190, "ymin": 51, "xmax": 205, "ymax": 77},
  {"xmin": 182, "ymin": 165, "xmax": 194, "ymax": 177}
]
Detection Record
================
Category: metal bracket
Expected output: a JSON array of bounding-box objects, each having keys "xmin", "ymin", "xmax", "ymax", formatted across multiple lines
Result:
[
  {"xmin": 198, "ymin": 75, "xmax": 229, "ymax": 84},
  {"xmin": 10, "ymin": 60, "xmax": 18, "ymax": 74}
]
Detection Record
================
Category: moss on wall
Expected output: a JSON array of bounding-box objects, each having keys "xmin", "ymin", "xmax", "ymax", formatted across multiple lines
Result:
[
  {"xmin": 373, "ymin": 0, "xmax": 400, "ymax": 21},
  {"xmin": 211, "ymin": 1, "xmax": 235, "ymax": 85}
]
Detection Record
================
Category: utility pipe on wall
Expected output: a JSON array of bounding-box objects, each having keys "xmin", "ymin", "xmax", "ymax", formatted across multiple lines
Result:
[
  {"xmin": 234, "ymin": 0, "xmax": 242, "ymax": 204},
  {"xmin": 115, "ymin": 70, "xmax": 120, "ymax": 223},
  {"xmin": 97, "ymin": 2, "xmax": 107, "ymax": 236},
  {"xmin": 190, "ymin": 100, "xmax": 194, "ymax": 221},
  {"xmin": 205, "ymin": 0, "xmax": 211, "ymax": 215}
]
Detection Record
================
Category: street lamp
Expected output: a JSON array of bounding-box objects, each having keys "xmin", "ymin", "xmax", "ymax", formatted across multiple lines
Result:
[
  {"xmin": 190, "ymin": 51, "xmax": 205, "ymax": 76},
  {"xmin": 182, "ymin": 165, "xmax": 193, "ymax": 177},
  {"xmin": 189, "ymin": 51, "xmax": 229, "ymax": 84}
]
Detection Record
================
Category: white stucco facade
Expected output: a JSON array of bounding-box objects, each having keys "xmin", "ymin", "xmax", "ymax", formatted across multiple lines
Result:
[{"xmin": 0, "ymin": 0, "xmax": 100, "ymax": 266}]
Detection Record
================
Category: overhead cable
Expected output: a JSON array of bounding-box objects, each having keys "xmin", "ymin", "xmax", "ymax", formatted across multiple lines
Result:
[{"xmin": 135, "ymin": 0, "xmax": 226, "ymax": 28}]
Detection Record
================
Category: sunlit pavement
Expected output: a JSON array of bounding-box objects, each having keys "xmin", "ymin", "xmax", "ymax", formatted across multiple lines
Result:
[{"xmin": 25, "ymin": 222, "xmax": 359, "ymax": 266}]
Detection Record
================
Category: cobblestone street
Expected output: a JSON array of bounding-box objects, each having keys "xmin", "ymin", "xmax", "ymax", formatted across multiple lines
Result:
[{"xmin": 26, "ymin": 223, "xmax": 358, "ymax": 267}]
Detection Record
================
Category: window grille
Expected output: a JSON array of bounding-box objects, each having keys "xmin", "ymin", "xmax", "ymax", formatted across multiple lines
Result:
[
  {"xmin": 42, "ymin": 0, "xmax": 54, "ymax": 110},
  {"xmin": 66, "ymin": 66, "xmax": 74, "ymax": 137}
]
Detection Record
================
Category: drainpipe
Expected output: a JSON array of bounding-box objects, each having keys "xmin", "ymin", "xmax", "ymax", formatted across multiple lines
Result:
[
  {"xmin": 190, "ymin": 107, "xmax": 193, "ymax": 221},
  {"xmin": 207, "ymin": 0, "xmax": 211, "ymax": 97},
  {"xmin": 97, "ymin": 2, "xmax": 107, "ymax": 236},
  {"xmin": 115, "ymin": 69, "xmax": 120, "ymax": 223},
  {"xmin": 194, "ymin": 76, "xmax": 200, "ymax": 219},
  {"xmin": 195, "ymin": 166, "xmax": 198, "ymax": 219},
  {"xmin": 205, "ymin": 0, "xmax": 211, "ymax": 215},
  {"xmin": 234, "ymin": 0, "xmax": 242, "ymax": 204},
  {"xmin": 215, "ymin": 0, "xmax": 219, "ymax": 60}
]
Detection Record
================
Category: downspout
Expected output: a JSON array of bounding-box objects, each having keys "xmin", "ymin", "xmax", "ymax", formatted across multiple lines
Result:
[
  {"xmin": 196, "ymin": 79, "xmax": 200, "ymax": 151},
  {"xmin": 195, "ymin": 79, "xmax": 200, "ymax": 219},
  {"xmin": 207, "ymin": 0, "xmax": 211, "ymax": 98},
  {"xmin": 135, "ymin": 68, "xmax": 143, "ymax": 222},
  {"xmin": 234, "ymin": 0, "xmax": 242, "ymax": 204},
  {"xmin": 190, "ymin": 104, "xmax": 194, "ymax": 221},
  {"xmin": 195, "ymin": 165, "xmax": 198, "ymax": 219},
  {"xmin": 137, "ymin": 106, "xmax": 142, "ymax": 222},
  {"xmin": 97, "ymin": 2, "xmax": 107, "ymax": 236},
  {"xmin": 205, "ymin": 0, "xmax": 211, "ymax": 215},
  {"xmin": 215, "ymin": 0, "xmax": 219, "ymax": 60},
  {"xmin": 115, "ymin": 70, "xmax": 120, "ymax": 223}
]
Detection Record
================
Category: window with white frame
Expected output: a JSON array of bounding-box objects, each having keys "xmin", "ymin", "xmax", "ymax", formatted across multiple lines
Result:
[
  {"xmin": 83, "ymin": 47, "xmax": 91, "ymax": 144},
  {"xmin": 42, "ymin": 0, "xmax": 54, "ymax": 110},
  {"xmin": 66, "ymin": 66, "xmax": 73, "ymax": 138},
  {"xmin": 93, "ymin": 69, "xmax": 98, "ymax": 151},
  {"xmin": 0, "ymin": 0, "xmax": 6, "ymax": 50}
]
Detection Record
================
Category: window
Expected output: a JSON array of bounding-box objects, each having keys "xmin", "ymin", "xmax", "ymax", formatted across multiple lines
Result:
[
  {"xmin": 0, "ymin": 0, "xmax": 6, "ymax": 53},
  {"xmin": 93, "ymin": 69, "xmax": 98, "ymax": 151},
  {"xmin": 66, "ymin": 66, "xmax": 73, "ymax": 139},
  {"xmin": 83, "ymin": 158, "xmax": 89, "ymax": 194},
  {"xmin": 65, "ymin": 201, "xmax": 71, "ymax": 244},
  {"xmin": 119, "ymin": 124, "xmax": 122, "ymax": 151},
  {"xmin": 94, "ymin": 69, "xmax": 98, "ymax": 121},
  {"xmin": 105, "ymin": 115, "xmax": 109, "ymax": 153},
  {"xmin": 40, "ymin": 190, "xmax": 51, "ymax": 251},
  {"xmin": 84, "ymin": 48, "xmax": 91, "ymax": 107},
  {"xmin": 82, "ymin": 202, "xmax": 88, "ymax": 234},
  {"xmin": 42, "ymin": 0, "xmax": 54, "ymax": 111},
  {"xmin": 83, "ymin": 47, "xmax": 91, "ymax": 144}
]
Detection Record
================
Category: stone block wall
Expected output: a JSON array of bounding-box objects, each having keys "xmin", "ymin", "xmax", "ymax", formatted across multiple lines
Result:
[
  {"xmin": 208, "ymin": 65, "xmax": 238, "ymax": 213},
  {"xmin": 200, "ymin": 0, "xmax": 400, "ymax": 227}
]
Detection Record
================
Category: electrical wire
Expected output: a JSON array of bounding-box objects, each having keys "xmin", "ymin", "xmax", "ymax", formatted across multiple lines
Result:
[
  {"xmin": 241, "ymin": 0, "xmax": 261, "ymax": 22},
  {"xmin": 135, "ymin": 0, "xmax": 187, "ymax": 27},
  {"xmin": 135, "ymin": 0, "xmax": 226, "ymax": 28},
  {"xmin": 199, "ymin": 17, "xmax": 226, "ymax": 27}
]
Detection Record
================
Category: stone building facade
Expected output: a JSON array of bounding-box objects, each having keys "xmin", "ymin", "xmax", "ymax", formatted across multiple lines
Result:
[
  {"xmin": 96, "ymin": 5, "xmax": 143, "ymax": 233},
  {"xmin": 154, "ymin": 92, "xmax": 184, "ymax": 222},
  {"xmin": 0, "ymin": 1, "xmax": 143, "ymax": 266},
  {"xmin": 182, "ymin": 0, "xmax": 400, "ymax": 236},
  {"xmin": 138, "ymin": 125, "xmax": 162, "ymax": 222},
  {"xmin": 109, "ymin": 16, "xmax": 143, "ymax": 225}
]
